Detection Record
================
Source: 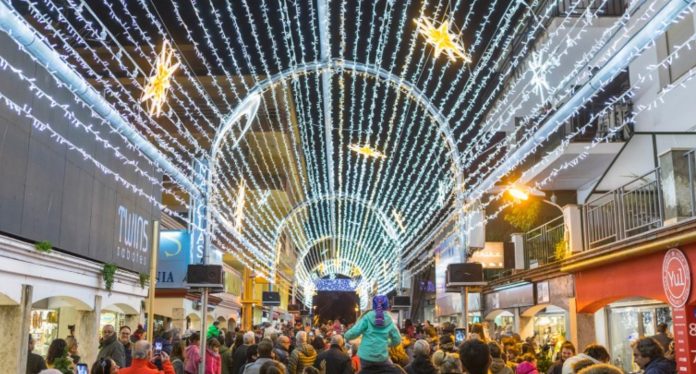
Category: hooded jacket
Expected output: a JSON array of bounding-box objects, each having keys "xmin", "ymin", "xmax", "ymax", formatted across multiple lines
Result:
[
  {"xmin": 184, "ymin": 344, "xmax": 201, "ymax": 374},
  {"xmin": 516, "ymin": 361, "xmax": 539, "ymax": 374},
  {"xmin": 97, "ymin": 334, "xmax": 126, "ymax": 368},
  {"xmin": 344, "ymin": 310, "xmax": 402, "ymax": 363},
  {"xmin": 314, "ymin": 344, "xmax": 353, "ymax": 374},
  {"xmin": 288, "ymin": 343, "xmax": 317, "ymax": 374},
  {"xmin": 644, "ymin": 357, "xmax": 676, "ymax": 374},
  {"xmin": 404, "ymin": 354, "xmax": 437, "ymax": 374},
  {"xmin": 491, "ymin": 357, "xmax": 514, "ymax": 374},
  {"xmin": 561, "ymin": 354, "xmax": 600, "ymax": 374}
]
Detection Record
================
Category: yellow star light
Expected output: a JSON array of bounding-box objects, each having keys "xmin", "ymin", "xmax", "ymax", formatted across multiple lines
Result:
[
  {"xmin": 414, "ymin": 17, "xmax": 471, "ymax": 62},
  {"xmin": 141, "ymin": 40, "xmax": 180, "ymax": 117},
  {"xmin": 349, "ymin": 144, "xmax": 386, "ymax": 159}
]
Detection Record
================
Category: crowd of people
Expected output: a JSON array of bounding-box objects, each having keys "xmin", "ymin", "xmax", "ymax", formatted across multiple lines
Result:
[{"xmin": 27, "ymin": 297, "xmax": 676, "ymax": 374}]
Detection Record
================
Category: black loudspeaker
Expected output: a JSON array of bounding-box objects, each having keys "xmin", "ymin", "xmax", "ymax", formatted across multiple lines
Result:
[
  {"xmin": 287, "ymin": 304, "xmax": 300, "ymax": 312},
  {"xmin": 446, "ymin": 263, "xmax": 486, "ymax": 287},
  {"xmin": 391, "ymin": 296, "xmax": 411, "ymax": 310},
  {"xmin": 262, "ymin": 291, "xmax": 281, "ymax": 306},
  {"xmin": 186, "ymin": 264, "xmax": 223, "ymax": 288}
]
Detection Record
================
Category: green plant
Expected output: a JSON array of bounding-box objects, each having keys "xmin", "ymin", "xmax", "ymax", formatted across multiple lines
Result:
[
  {"xmin": 554, "ymin": 239, "xmax": 569, "ymax": 260},
  {"xmin": 52, "ymin": 349, "xmax": 73, "ymax": 374},
  {"xmin": 34, "ymin": 240, "xmax": 52, "ymax": 253},
  {"xmin": 139, "ymin": 273, "xmax": 149, "ymax": 288},
  {"xmin": 102, "ymin": 263, "xmax": 118, "ymax": 292},
  {"xmin": 504, "ymin": 199, "xmax": 541, "ymax": 232}
]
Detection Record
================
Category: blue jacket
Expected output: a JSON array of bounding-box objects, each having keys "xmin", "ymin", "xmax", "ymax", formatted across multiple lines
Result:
[
  {"xmin": 644, "ymin": 357, "xmax": 676, "ymax": 374},
  {"xmin": 344, "ymin": 310, "xmax": 401, "ymax": 363}
]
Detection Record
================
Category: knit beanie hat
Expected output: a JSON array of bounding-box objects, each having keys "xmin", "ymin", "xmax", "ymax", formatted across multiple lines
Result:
[{"xmin": 372, "ymin": 295, "xmax": 389, "ymax": 326}]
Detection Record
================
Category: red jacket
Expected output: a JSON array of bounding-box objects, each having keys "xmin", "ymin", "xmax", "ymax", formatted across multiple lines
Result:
[
  {"xmin": 205, "ymin": 348, "xmax": 221, "ymax": 374},
  {"xmin": 118, "ymin": 358, "xmax": 175, "ymax": 374}
]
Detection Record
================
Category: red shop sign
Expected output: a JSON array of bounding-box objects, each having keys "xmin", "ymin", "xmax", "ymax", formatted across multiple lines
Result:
[{"xmin": 662, "ymin": 248, "xmax": 691, "ymax": 308}]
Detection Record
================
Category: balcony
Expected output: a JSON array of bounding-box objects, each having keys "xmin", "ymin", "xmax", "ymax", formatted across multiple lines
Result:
[
  {"xmin": 584, "ymin": 168, "xmax": 663, "ymax": 249},
  {"xmin": 525, "ymin": 215, "xmax": 565, "ymax": 267},
  {"xmin": 505, "ymin": 149, "xmax": 696, "ymax": 276}
]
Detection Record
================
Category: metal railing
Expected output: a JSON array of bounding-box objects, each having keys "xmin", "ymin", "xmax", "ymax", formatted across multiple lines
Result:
[
  {"xmin": 584, "ymin": 168, "xmax": 664, "ymax": 249},
  {"xmin": 525, "ymin": 215, "xmax": 565, "ymax": 267},
  {"xmin": 686, "ymin": 150, "xmax": 696, "ymax": 217}
]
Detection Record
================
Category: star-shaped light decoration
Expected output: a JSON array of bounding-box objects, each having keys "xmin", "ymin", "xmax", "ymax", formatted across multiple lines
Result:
[
  {"xmin": 414, "ymin": 17, "xmax": 471, "ymax": 62},
  {"xmin": 349, "ymin": 144, "xmax": 386, "ymax": 159},
  {"xmin": 528, "ymin": 50, "xmax": 560, "ymax": 103},
  {"xmin": 141, "ymin": 40, "xmax": 180, "ymax": 117}
]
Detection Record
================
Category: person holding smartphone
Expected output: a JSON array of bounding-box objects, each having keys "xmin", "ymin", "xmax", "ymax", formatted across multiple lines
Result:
[{"xmin": 117, "ymin": 340, "xmax": 175, "ymax": 374}]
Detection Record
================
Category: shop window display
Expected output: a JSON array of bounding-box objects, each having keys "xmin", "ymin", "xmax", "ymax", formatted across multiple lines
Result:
[
  {"xmin": 608, "ymin": 300, "xmax": 671, "ymax": 373},
  {"xmin": 31, "ymin": 309, "xmax": 59, "ymax": 358}
]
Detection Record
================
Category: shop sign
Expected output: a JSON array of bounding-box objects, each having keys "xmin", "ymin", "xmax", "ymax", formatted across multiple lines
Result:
[
  {"xmin": 537, "ymin": 281, "xmax": 550, "ymax": 304},
  {"xmin": 469, "ymin": 242, "xmax": 504, "ymax": 269},
  {"xmin": 158, "ymin": 231, "xmax": 195, "ymax": 288},
  {"xmin": 662, "ymin": 248, "xmax": 691, "ymax": 308},
  {"xmin": 115, "ymin": 205, "xmax": 150, "ymax": 267}
]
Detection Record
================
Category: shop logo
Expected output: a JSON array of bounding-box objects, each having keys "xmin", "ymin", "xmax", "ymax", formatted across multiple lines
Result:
[{"xmin": 662, "ymin": 248, "xmax": 691, "ymax": 308}]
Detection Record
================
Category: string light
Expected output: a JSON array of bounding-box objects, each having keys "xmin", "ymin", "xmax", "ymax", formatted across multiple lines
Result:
[{"xmin": 348, "ymin": 144, "xmax": 387, "ymax": 159}]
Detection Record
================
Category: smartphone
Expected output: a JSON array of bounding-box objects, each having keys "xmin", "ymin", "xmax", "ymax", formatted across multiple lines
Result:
[
  {"xmin": 76, "ymin": 363, "xmax": 89, "ymax": 374},
  {"xmin": 154, "ymin": 341, "xmax": 163, "ymax": 355},
  {"xmin": 454, "ymin": 328, "xmax": 466, "ymax": 345}
]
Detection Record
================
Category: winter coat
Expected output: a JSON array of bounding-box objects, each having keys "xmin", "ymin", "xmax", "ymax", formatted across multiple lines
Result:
[
  {"xmin": 241, "ymin": 357, "xmax": 276, "ymax": 374},
  {"xmin": 230, "ymin": 344, "xmax": 249, "ymax": 374},
  {"xmin": 287, "ymin": 343, "xmax": 317, "ymax": 374},
  {"xmin": 208, "ymin": 325, "xmax": 222, "ymax": 340},
  {"xmin": 205, "ymin": 348, "xmax": 222, "ymax": 374},
  {"xmin": 185, "ymin": 344, "xmax": 202, "ymax": 374},
  {"xmin": 221, "ymin": 348, "xmax": 234, "ymax": 374},
  {"xmin": 118, "ymin": 358, "xmax": 175, "ymax": 374},
  {"xmin": 273, "ymin": 345, "xmax": 290, "ymax": 365},
  {"xmin": 546, "ymin": 360, "xmax": 563, "ymax": 374},
  {"xmin": 98, "ymin": 334, "xmax": 126, "ymax": 368},
  {"xmin": 562, "ymin": 354, "xmax": 600, "ymax": 374},
  {"xmin": 122, "ymin": 341, "xmax": 133, "ymax": 368},
  {"xmin": 404, "ymin": 354, "xmax": 438, "ymax": 374},
  {"xmin": 171, "ymin": 357, "xmax": 185, "ymax": 374},
  {"xmin": 344, "ymin": 310, "xmax": 402, "ymax": 363},
  {"xmin": 313, "ymin": 345, "xmax": 353, "ymax": 374},
  {"xmin": 516, "ymin": 361, "xmax": 539, "ymax": 374},
  {"xmin": 491, "ymin": 357, "xmax": 514, "ymax": 374},
  {"xmin": 644, "ymin": 357, "xmax": 676, "ymax": 374}
]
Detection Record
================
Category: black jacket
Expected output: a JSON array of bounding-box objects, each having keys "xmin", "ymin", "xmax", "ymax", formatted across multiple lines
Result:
[
  {"xmin": 274, "ymin": 345, "xmax": 290, "ymax": 365},
  {"xmin": 231, "ymin": 344, "xmax": 249, "ymax": 374},
  {"xmin": 313, "ymin": 345, "xmax": 353, "ymax": 374},
  {"xmin": 644, "ymin": 357, "xmax": 676, "ymax": 374},
  {"xmin": 404, "ymin": 354, "xmax": 438, "ymax": 374}
]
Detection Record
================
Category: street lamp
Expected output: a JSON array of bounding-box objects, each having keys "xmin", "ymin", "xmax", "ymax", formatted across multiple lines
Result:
[{"xmin": 506, "ymin": 185, "xmax": 563, "ymax": 213}]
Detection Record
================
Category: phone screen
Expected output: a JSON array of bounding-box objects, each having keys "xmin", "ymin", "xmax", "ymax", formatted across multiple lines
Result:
[
  {"xmin": 154, "ymin": 341, "xmax": 163, "ymax": 355},
  {"xmin": 454, "ymin": 328, "xmax": 466, "ymax": 345},
  {"xmin": 76, "ymin": 363, "xmax": 89, "ymax": 374}
]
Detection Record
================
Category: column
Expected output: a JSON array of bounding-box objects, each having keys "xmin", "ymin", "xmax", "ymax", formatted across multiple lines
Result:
[
  {"xmin": 511, "ymin": 234, "xmax": 525, "ymax": 269},
  {"xmin": 172, "ymin": 308, "xmax": 185, "ymax": 332},
  {"xmin": 659, "ymin": 149, "xmax": 694, "ymax": 225},
  {"xmin": 241, "ymin": 268, "xmax": 255, "ymax": 331},
  {"xmin": 568, "ymin": 298, "xmax": 596, "ymax": 350},
  {"xmin": 77, "ymin": 295, "xmax": 101, "ymax": 367},
  {"xmin": 562, "ymin": 205, "xmax": 583, "ymax": 253},
  {"xmin": 0, "ymin": 284, "xmax": 31, "ymax": 374}
]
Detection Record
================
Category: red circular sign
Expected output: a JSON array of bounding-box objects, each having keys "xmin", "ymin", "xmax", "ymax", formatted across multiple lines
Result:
[{"xmin": 662, "ymin": 248, "xmax": 691, "ymax": 308}]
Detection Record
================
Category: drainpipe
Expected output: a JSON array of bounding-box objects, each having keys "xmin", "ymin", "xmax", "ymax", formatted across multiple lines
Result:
[{"xmin": 0, "ymin": 1, "xmax": 201, "ymax": 197}]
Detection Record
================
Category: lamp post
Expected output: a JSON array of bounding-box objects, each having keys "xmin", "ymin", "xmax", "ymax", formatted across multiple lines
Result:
[{"xmin": 506, "ymin": 185, "xmax": 563, "ymax": 213}]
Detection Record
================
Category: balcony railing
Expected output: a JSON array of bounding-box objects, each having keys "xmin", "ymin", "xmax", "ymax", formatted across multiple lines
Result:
[
  {"xmin": 525, "ymin": 215, "xmax": 565, "ymax": 268},
  {"xmin": 584, "ymin": 168, "xmax": 664, "ymax": 249}
]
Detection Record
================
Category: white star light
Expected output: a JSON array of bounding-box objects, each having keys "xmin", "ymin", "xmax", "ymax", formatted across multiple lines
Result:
[{"xmin": 528, "ymin": 50, "xmax": 560, "ymax": 102}]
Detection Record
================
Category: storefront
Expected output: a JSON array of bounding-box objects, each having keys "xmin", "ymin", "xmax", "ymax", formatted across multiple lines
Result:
[{"xmin": 571, "ymin": 244, "xmax": 696, "ymax": 374}]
